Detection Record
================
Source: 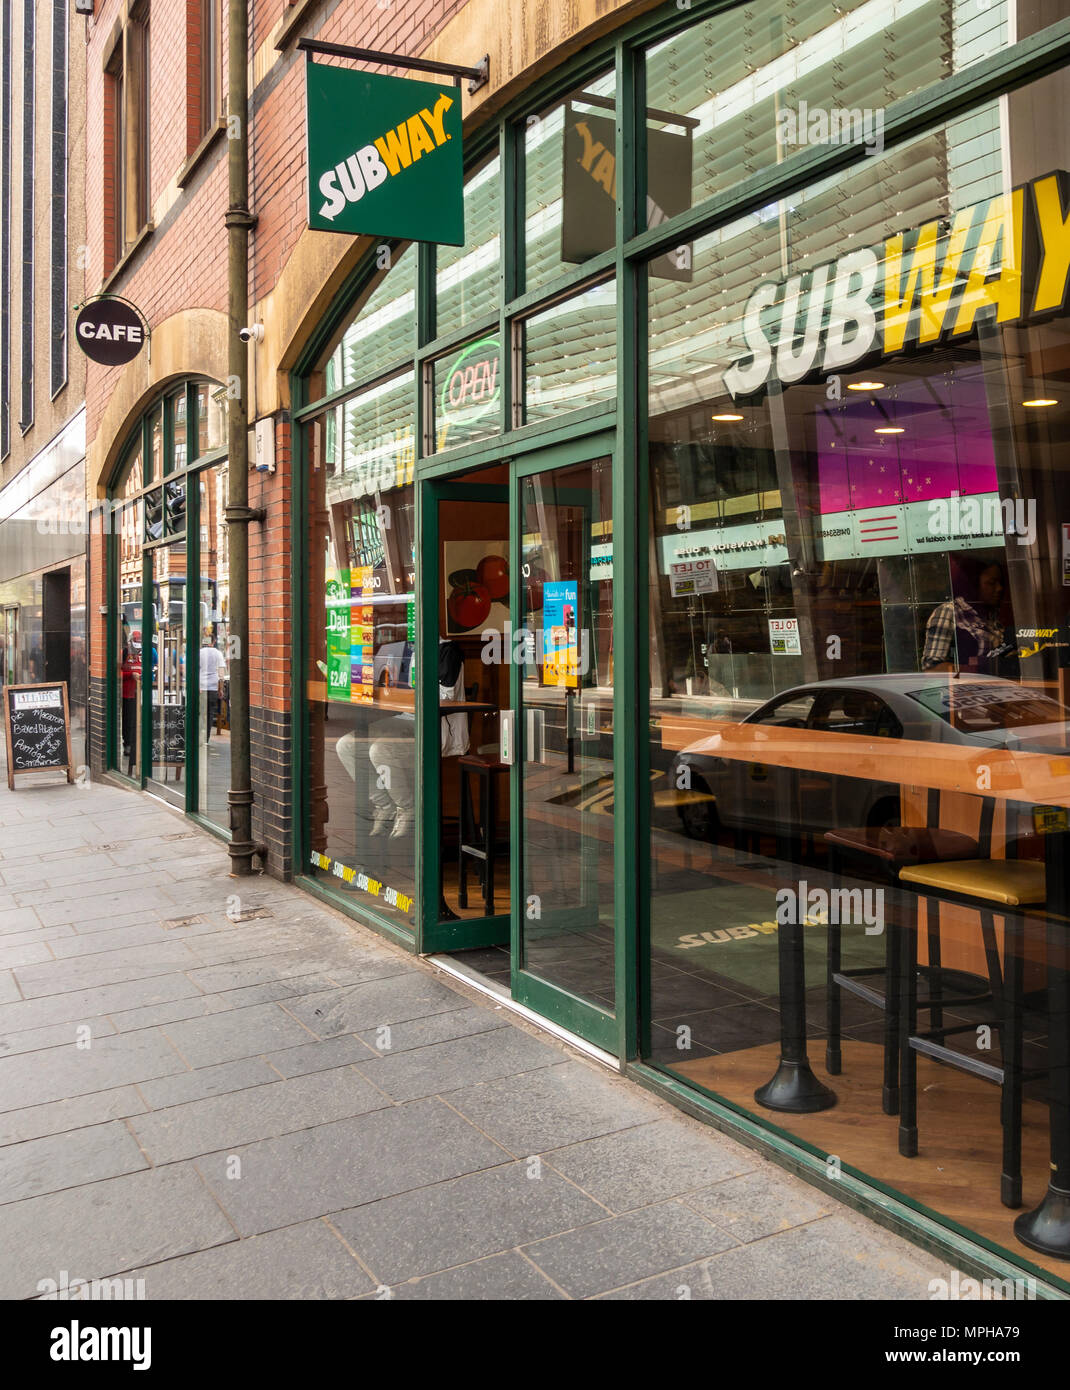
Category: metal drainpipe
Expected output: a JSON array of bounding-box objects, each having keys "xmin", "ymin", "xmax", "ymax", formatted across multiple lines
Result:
[{"xmin": 224, "ymin": 0, "xmax": 262, "ymax": 875}]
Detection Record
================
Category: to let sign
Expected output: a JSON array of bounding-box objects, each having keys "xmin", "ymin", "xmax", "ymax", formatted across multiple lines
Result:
[
  {"xmin": 74, "ymin": 299, "xmax": 148, "ymax": 365},
  {"xmin": 306, "ymin": 64, "xmax": 464, "ymax": 244},
  {"xmin": 768, "ymin": 618, "xmax": 802, "ymax": 657},
  {"xmin": 3, "ymin": 683, "xmax": 74, "ymax": 789},
  {"xmin": 669, "ymin": 559, "xmax": 717, "ymax": 597}
]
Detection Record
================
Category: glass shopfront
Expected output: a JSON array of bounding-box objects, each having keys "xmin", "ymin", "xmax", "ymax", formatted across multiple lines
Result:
[
  {"xmin": 108, "ymin": 381, "xmax": 229, "ymax": 827},
  {"xmin": 645, "ymin": 57, "xmax": 1070, "ymax": 1280},
  {"xmin": 293, "ymin": 0, "xmax": 1070, "ymax": 1288},
  {"xmin": 303, "ymin": 368, "xmax": 419, "ymax": 928}
]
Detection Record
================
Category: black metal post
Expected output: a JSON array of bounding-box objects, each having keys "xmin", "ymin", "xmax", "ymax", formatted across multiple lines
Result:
[
  {"xmin": 756, "ymin": 781, "xmax": 836, "ymax": 1113},
  {"xmin": 756, "ymin": 909, "xmax": 837, "ymax": 1113}
]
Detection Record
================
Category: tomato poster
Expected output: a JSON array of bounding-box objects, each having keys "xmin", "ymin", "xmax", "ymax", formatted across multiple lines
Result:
[
  {"xmin": 543, "ymin": 580, "xmax": 579, "ymax": 688},
  {"xmin": 443, "ymin": 541, "xmax": 510, "ymax": 635}
]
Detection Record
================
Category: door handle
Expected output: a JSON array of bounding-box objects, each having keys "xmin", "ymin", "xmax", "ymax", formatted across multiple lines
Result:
[
  {"xmin": 526, "ymin": 707, "xmax": 545, "ymax": 763},
  {"xmin": 499, "ymin": 709, "xmax": 516, "ymax": 765}
]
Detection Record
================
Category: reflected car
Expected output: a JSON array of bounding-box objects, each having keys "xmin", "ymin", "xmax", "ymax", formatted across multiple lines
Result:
[
  {"xmin": 373, "ymin": 638, "xmax": 414, "ymax": 688},
  {"xmin": 666, "ymin": 674, "xmax": 1070, "ymax": 842}
]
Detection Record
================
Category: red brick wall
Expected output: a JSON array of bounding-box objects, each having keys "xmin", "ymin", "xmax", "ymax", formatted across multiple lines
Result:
[
  {"xmin": 86, "ymin": 0, "xmax": 467, "ymax": 444},
  {"xmin": 86, "ymin": 0, "xmax": 231, "ymax": 447},
  {"xmin": 248, "ymin": 0, "xmax": 468, "ymax": 304},
  {"xmin": 86, "ymin": 0, "xmax": 470, "ymax": 755},
  {"xmin": 83, "ymin": 0, "xmax": 642, "ymax": 863}
]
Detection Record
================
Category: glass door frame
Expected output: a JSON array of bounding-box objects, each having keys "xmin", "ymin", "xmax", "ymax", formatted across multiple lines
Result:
[
  {"xmin": 508, "ymin": 431, "xmax": 618, "ymax": 1052},
  {"xmin": 417, "ymin": 477, "xmax": 511, "ymax": 954},
  {"xmin": 415, "ymin": 430, "xmax": 624, "ymax": 1058},
  {"xmin": 2, "ymin": 606, "xmax": 17, "ymax": 685},
  {"xmin": 139, "ymin": 475, "xmax": 199, "ymax": 811}
]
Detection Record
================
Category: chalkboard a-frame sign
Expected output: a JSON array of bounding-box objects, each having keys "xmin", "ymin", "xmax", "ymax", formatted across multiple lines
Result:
[{"xmin": 3, "ymin": 683, "xmax": 74, "ymax": 789}]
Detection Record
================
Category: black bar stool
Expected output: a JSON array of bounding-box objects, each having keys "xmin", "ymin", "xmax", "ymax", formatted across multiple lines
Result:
[
  {"xmin": 824, "ymin": 815, "xmax": 982, "ymax": 1115},
  {"xmin": 458, "ymin": 754, "xmax": 507, "ymax": 914},
  {"xmin": 897, "ymin": 849, "xmax": 1047, "ymax": 1208}
]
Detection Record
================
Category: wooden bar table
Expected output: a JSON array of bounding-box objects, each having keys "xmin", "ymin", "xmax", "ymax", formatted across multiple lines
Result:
[{"xmin": 674, "ymin": 717, "xmax": 1070, "ymax": 1254}]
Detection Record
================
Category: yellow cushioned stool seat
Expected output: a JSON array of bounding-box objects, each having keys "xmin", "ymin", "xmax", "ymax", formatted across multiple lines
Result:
[
  {"xmin": 899, "ymin": 860, "xmax": 1046, "ymax": 908},
  {"xmin": 897, "ymin": 853, "xmax": 1047, "ymax": 1209}
]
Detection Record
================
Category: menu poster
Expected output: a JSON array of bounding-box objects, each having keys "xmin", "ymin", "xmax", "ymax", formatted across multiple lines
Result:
[
  {"xmin": 326, "ymin": 567, "xmax": 352, "ymax": 701},
  {"xmin": 543, "ymin": 581, "xmax": 580, "ymax": 688},
  {"xmin": 3, "ymin": 682, "xmax": 74, "ymax": 789},
  {"xmin": 352, "ymin": 565, "xmax": 375, "ymax": 705}
]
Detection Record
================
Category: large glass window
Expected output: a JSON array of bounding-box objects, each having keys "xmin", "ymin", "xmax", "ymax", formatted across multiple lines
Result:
[
  {"xmin": 149, "ymin": 403, "xmax": 163, "ymax": 482},
  {"xmin": 197, "ymin": 381, "xmax": 226, "ymax": 455},
  {"xmin": 109, "ymin": 380, "xmax": 228, "ymax": 827},
  {"xmin": 522, "ymin": 280, "xmax": 617, "ymax": 426},
  {"xmin": 323, "ymin": 245, "xmax": 416, "ymax": 396},
  {"xmin": 645, "ymin": 0, "xmax": 1011, "ymax": 217},
  {"xmin": 306, "ymin": 375, "xmax": 418, "ymax": 928},
  {"xmin": 432, "ymin": 335, "xmax": 501, "ymax": 453},
  {"xmin": 524, "ymin": 71, "xmax": 617, "ymax": 295},
  {"xmin": 115, "ymin": 442, "xmax": 145, "ymax": 781},
  {"xmin": 197, "ymin": 464, "xmax": 230, "ymax": 829},
  {"xmin": 150, "ymin": 541, "xmax": 188, "ymax": 790},
  {"xmin": 644, "ymin": 66, "xmax": 1070, "ymax": 1281},
  {"xmin": 435, "ymin": 154, "xmax": 500, "ymax": 341}
]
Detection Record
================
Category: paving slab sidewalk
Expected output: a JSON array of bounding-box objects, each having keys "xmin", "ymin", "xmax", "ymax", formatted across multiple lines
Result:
[{"xmin": 0, "ymin": 762, "xmax": 961, "ymax": 1300}]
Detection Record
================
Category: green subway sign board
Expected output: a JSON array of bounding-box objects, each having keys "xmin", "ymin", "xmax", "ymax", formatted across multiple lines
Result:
[{"xmin": 306, "ymin": 63, "xmax": 464, "ymax": 244}]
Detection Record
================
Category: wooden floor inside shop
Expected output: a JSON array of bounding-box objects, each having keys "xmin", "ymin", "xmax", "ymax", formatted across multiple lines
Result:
[
  {"xmin": 674, "ymin": 1040, "xmax": 1070, "ymax": 1284},
  {"xmin": 440, "ymin": 860, "xmax": 510, "ymax": 917}
]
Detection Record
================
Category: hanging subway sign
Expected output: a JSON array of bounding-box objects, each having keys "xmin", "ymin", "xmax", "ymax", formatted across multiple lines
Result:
[
  {"xmin": 74, "ymin": 298, "xmax": 148, "ymax": 365},
  {"xmin": 561, "ymin": 105, "xmax": 693, "ymax": 282},
  {"xmin": 723, "ymin": 170, "xmax": 1070, "ymax": 399},
  {"xmin": 440, "ymin": 337, "xmax": 499, "ymax": 425},
  {"xmin": 306, "ymin": 63, "xmax": 463, "ymax": 244}
]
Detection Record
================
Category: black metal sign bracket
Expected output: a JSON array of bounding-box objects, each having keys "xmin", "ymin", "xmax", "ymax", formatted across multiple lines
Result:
[{"xmin": 296, "ymin": 38, "xmax": 489, "ymax": 95}]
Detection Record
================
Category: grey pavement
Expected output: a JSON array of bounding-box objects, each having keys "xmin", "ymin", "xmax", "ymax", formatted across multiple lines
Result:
[{"xmin": 0, "ymin": 762, "xmax": 963, "ymax": 1300}]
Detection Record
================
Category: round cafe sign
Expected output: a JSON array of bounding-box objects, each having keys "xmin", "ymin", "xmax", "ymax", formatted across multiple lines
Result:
[{"xmin": 74, "ymin": 298, "xmax": 148, "ymax": 366}]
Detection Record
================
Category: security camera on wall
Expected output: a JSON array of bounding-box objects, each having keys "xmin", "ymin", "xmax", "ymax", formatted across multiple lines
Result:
[{"xmin": 74, "ymin": 0, "xmax": 94, "ymax": 14}]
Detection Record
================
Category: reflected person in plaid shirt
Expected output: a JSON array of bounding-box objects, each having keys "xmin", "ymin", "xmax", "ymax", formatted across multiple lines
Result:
[{"xmin": 922, "ymin": 560, "xmax": 1012, "ymax": 674}]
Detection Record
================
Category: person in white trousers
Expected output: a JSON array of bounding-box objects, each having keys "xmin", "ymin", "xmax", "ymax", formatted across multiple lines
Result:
[{"xmin": 335, "ymin": 639, "xmax": 468, "ymax": 840}]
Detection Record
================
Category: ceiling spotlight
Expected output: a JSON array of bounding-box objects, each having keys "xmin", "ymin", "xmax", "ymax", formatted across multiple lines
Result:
[
  {"xmin": 711, "ymin": 412, "xmax": 744, "ymax": 421},
  {"xmin": 1022, "ymin": 398, "xmax": 1057, "ymax": 407},
  {"xmin": 848, "ymin": 380, "xmax": 885, "ymax": 391},
  {"xmin": 874, "ymin": 426, "xmax": 904, "ymax": 435}
]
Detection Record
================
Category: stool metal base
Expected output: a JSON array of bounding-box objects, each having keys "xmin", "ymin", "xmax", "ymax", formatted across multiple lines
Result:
[
  {"xmin": 755, "ymin": 1059, "xmax": 837, "ymax": 1114},
  {"xmin": 1014, "ymin": 1185, "xmax": 1070, "ymax": 1259}
]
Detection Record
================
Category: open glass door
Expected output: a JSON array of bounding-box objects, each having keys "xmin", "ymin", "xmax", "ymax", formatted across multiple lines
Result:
[
  {"xmin": 418, "ymin": 474, "xmax": 511, "ymax": 954},
  {"xmin": 510, "ymin": 440, "xmax": 617, "ymax": 1050}
]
